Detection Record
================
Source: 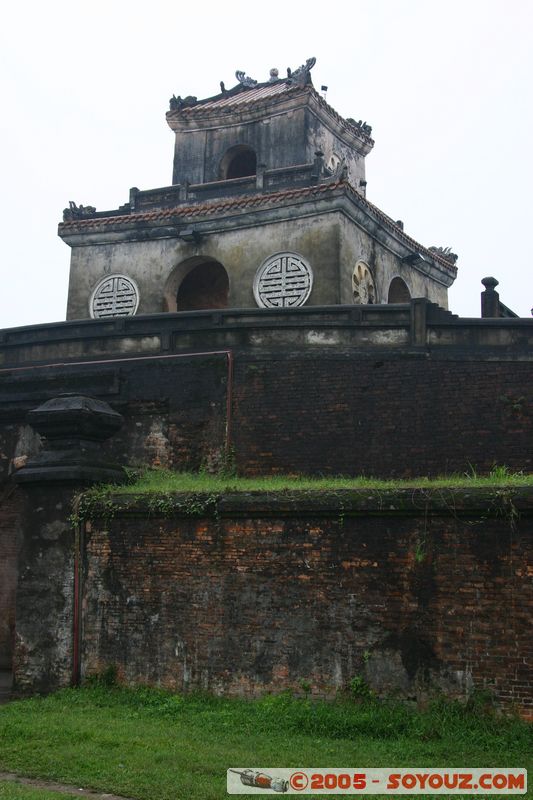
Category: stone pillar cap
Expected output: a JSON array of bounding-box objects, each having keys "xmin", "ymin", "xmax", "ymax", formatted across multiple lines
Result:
[
  {"xmin": 15, "ymin": 394, "xmax": 125, "ymax": 485},
  {"xmin": 27, "ymin": 394, "xmax": 123, "ymax": 442},
  {"xmin": 481, "ymin": 276, "xmax": 499, "ymax": 290}
]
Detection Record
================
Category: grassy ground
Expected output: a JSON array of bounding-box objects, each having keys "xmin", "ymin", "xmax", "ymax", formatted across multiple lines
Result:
[
  {"xmin": 96, "ymin": 465, "xmax": 533, "ymax": 496},
  {"xmin": 0, "ymin": 786, "xmax": 79, "ymax": 800},
  {"xmin": 0, "ymin": 687, "xmax": 530, "ymax": 800}
]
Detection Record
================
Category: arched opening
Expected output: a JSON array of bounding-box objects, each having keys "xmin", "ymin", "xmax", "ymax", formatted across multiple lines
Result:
[
  {"xmin": 163, "ymin": 257, "xmax": 229, "ymax": 313},
  {"xmin": 388, "ymin": 276, "xmax": 411, "ymax": 304},
  {"xmin": 220, "ymin": 145, "xmax": 257, "ymax": 180},
  {"xmin": 177, "ymin": 261, "xmax": 229, "ymax": 311}
]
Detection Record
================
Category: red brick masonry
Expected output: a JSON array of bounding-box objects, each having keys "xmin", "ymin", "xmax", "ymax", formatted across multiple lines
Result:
[{"xmin": 80, "ymin": 490, "xmax": 533, "ymax": 718}]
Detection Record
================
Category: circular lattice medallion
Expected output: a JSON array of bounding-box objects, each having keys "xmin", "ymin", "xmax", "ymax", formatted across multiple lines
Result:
[
  {"xmin": 352, "ymin": 261, "xmax": 376, "ymax": 304},
  {"xmin": 90, "ymin": 274, "xmax": 140, "ymax": 319},
  {"xmin": 253, "ymin": 252, "xmax": 313, "ymax": 308}
]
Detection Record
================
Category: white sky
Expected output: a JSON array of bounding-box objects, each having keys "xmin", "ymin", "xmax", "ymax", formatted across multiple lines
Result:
[{"xmin": 0, "ymin": 0, "xmax": 531, "ymax": 329}]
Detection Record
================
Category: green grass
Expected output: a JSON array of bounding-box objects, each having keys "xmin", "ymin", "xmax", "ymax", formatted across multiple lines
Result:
[
  {"xmin": 0, "ymin": 784, "xmax": 79, "ymax": 800},
  {"xmin": 0, "ymin": 687, "xmax": 530, "ymax": 800},
  {"xmin": 73, "ymin": 464, "xmax": 533, "ymax": 526},
  {"xmin": 108, "ymin": 465, "xmax": 533, "ymax": 496}
]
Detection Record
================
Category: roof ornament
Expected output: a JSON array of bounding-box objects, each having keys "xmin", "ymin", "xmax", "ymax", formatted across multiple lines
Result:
[
  {"xmin": 235, "ymin": 70, "xmax": 258, "ymax": 88},
  {"xmin": 287, "ymin": 57, "xmax": 316, "ymax": 86},
  {"xmin": 269, "ymin": 68, "xmax": 279, "ymax": 82},
  {"xmin": 429, "ymin": 246, "xmax": 458, "ymax": 265},
  {"xmin": 169, "ymin": 94, "xmax": 198, "ymax": 111},
  {"xmin": 346, "ymin": 118, "xmax": 373, "ymax": 136},
  {"xmin": 63, "ymin": 200, "xmax": 96, "ymax": 222}
]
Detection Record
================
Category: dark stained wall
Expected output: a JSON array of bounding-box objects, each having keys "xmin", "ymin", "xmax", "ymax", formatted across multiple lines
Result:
[
  {"xmin": 0, "ymin": 487, "xmax": 22, "ymax": 669},
  {"xmin": 2, "ymin": 352, "xmax": 532, "ymax": 480},
  {"xmin": 1, "ymin": 305, "xmax": 532, "ymax": 480},
  {"xmin": 0, "ymin": 355, "xmax": 230, "ymax": 482},
  {"xmin": 79, "ymin": 493, "xmax": 533, "ymax": 717},
  {"xmin": 11, "ymin": 485, "xmax": 76, "ymax": 694},
  {"xmin": 232, "ymin": 355, "xmax": 533, "ymax": 476},
  {"xmin": 172, "ymin": 107, "xmax": 310, "ymax": 185}
]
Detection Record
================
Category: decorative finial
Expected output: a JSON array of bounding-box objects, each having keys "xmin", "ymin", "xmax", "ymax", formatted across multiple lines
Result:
[
  {"xmin": 286, "ymin": 57, "xmax": 316, "ymax": 86},
  {"xmin": 481, "ymin": 277, "xmax": 499, "ymax": 290},
  {"xmin": 168, "ymin": 94, "xmax": 197, "ymax": 111},
  {"xmin": 346, "ymin": 118, "xmax": 373, "ymax": 136},
  {"xmin": 63, "ymin": 201, "xmax": 96, "ymax": 222},
  {"xmin": 220, "ymin": 81, "xmax": 226, "ymax": 94},
  {"xmin": 429, "ymin": 246, "xmax": 458, "ymax": 265},
  {"xmin": 269, "ymin": 68, "xmax": 279, "ymax": 82},
  {"xmin": 235, "ymin": 70, "xmax": 257, "ymax": 88}
]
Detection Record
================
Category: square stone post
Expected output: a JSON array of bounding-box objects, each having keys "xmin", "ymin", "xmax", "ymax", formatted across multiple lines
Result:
[
  {"xmin": 481, "ymin": 277, "xmax": 500, "ymax": 318},
  {"xmin": 13, "ymin": 395, "xmax": 125, "ymax": 695}
]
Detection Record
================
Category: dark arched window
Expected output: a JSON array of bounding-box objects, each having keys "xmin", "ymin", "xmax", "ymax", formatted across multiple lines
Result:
[
  {"xmin": 220, "ymin": 145, "xmax": 257, "ymax": 180},
  {"xmin": 388, "ymin": 277, "xmax": 411, "ymax": 304},
  {"xmin": 177, "ymin": 260, "xmax": 229, "ymax": 311},
  {"xmin": 163, "ymin": 257, "xmax": 230, "ymax": 313}
]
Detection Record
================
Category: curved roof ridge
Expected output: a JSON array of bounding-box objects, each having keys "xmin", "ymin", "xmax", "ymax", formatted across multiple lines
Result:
[
  {"xmin": 340, "ymin": 180, "xmax": 457, "ymax": 271},
  {"xmin": 58, "ymin": 180, "xmax": 456, "ymax": 274},
  {"xmin": 58, "ymin": 181, "xmax": 342, "ymax": 232},
  {"xmin": 167, "ymin": 79, "xmax": 307, "ymax": 118},
  {"xmin": 166, "ymin": 79, "xmax": 374, "ymax": 146}
]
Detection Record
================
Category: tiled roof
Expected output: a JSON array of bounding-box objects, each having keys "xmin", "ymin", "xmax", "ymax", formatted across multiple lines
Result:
[
  {"xmin": 58, "ymin": 181, "xmax": 456, "ymax": 274},
  {"xmin": 314, "ymin": 92, "xmax": 374, "ymax": 146},
  {"xmin": 167, "ymin": 79, "xmax": 374, "ymax": 147},
  {"xmin": 349, "ymin": 185, "xmax": 457, "ymax": 273},
  {"xmin": 59, "ymin": 183, "xmax": 338, "ymax": 229},
  {"xmin": 178, "ymin": 81, "xmax": 295, "ymax": 112}
]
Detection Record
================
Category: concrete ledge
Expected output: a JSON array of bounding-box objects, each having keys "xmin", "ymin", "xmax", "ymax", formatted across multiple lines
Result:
[
  {"xmin": 85, "ymin": 486, "xmax": 533, "ymax": 519},
  {"xmin": 0, "ymin": 302, "xmax": 532, "ymax": 368}
]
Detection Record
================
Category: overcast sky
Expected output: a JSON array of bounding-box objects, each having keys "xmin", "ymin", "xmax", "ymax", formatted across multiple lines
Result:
[{"xmin": 0, "ymin": 0, "xmax": 531, "ymax": 329}]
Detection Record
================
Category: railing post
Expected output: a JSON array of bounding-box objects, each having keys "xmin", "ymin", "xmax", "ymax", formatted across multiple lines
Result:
[
  {"xmin": 481, "ymin": 277, "xmax": 500, "ymax": 318},
  {"xmin": 410, "ymin": 298, "xmax": 428, "ymax": 346}
]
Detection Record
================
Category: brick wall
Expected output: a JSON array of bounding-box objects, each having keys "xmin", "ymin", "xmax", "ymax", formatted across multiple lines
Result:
[
  {"xmin": 80, "ymin": 491, "xmax": 533, "ymax": 717},
  {"xmin": 0, "ymin": 355, "xmax": 229, "ymax": 482},
  {"xmin": 232, "ymin": 355, "xmax": 533, "ymax": 476},
  {"xmin": 2, "ymin": 349, "xmax": 532, "ymax": 480},
  {"xmin": 107, "ymin": 355, "xmax": 229, "ymax": 472},
  {"xmin": 0, "ymin": 486, "xmax": 22, "ymax": 669}
]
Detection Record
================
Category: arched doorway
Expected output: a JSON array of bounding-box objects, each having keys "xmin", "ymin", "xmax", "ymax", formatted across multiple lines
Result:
[
  {"xmin": 163, "ymin": 258, "xmax": 229, "ymax": 312},
  {"xmin": 388, "ymin": 276, "xmax": 411, "ymax": 304},
  {"xmin": 177, "ymin": 261, "xmax": 229, "ymax": 311},
  {"xmin": 220, "ymin": 145, "xmax": 257, "ymax": 180}
]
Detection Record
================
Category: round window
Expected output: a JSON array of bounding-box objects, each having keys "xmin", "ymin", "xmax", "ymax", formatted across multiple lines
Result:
[
  {"xmin": 352, "ymin": 261, "xmax": 376, "ymax": 304},
  {"xmin": 90, "ymin": 274, "xmax": 140, "ymax": 319},
  {"xmin": 253, "ymin": 252, "xmax": 313, "ymax": 308}
]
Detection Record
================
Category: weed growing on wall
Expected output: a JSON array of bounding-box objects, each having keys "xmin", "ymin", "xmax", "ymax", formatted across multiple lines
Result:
[
  {"xmin": 349, "ymin": 675, "xmax": 375, "ymax": 700},
  {"xmin": 69, "ymin": 466, "xmax": 533, "ymax": 526}
]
